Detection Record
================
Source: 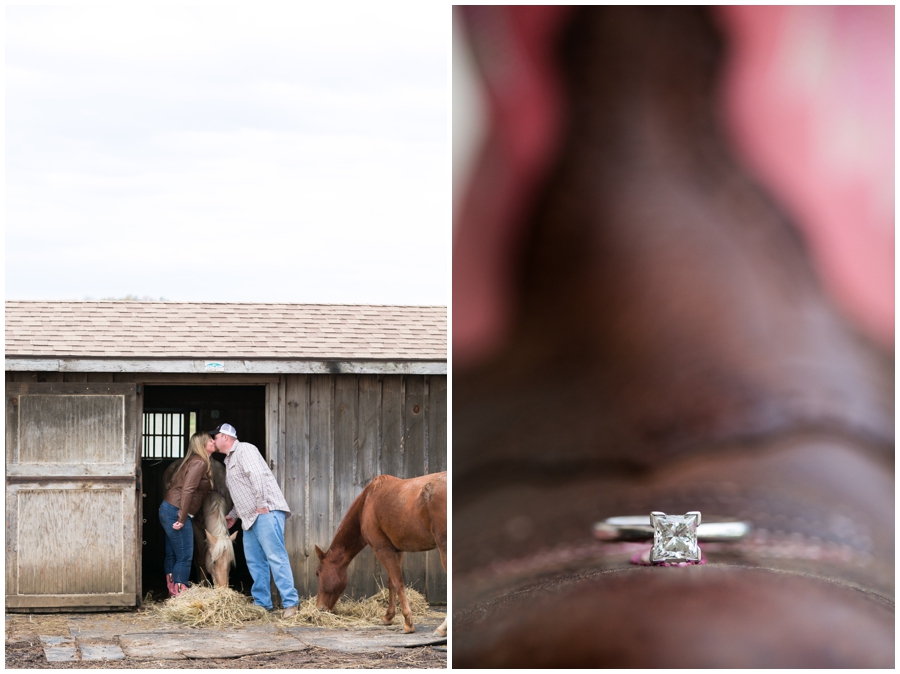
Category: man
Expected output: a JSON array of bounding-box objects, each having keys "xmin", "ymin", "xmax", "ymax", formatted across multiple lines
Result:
[{"xmin": 211, "ymin": 423, "xmax": 299, "ymax": 617}]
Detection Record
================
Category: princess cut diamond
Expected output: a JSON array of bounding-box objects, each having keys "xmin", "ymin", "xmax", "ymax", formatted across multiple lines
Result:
[{"xmin": 650, "ymin": 511, "xmax": 701, "ymax": 563}]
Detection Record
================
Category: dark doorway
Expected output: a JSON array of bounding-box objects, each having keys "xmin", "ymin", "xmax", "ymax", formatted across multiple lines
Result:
[{"xmin": 141, "ymin": 385, "xmax": 266, "ymax": 600}]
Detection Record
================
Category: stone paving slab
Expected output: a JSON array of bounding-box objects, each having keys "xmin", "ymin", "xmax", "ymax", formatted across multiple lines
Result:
[
  {"xmin": 119, "ymin": 627, "xmax": 308, "ymax": 661},
  {"xmin": 37, "ymin": 613, "xmax": 447, "ymax": 663},
  {"xmin": 79, "ymin": 642, "xmax": 126, "ymax": 661},
  {"xmin": 39, "ymin": 635, "xmax": 78, "ymax": 663},
  {"xmin": 285, "ymin": 625, "xmax": 447, "ymax": 653}
]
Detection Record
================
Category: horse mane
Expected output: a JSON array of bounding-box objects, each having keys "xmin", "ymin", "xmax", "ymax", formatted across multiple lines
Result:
[
  {"xmin": 328, "ymin": 479, "xmax": 377, "ymax": 555},
  {"xmin": 203, "ymin": 491, "xmax": 234, "ymax": 566}
]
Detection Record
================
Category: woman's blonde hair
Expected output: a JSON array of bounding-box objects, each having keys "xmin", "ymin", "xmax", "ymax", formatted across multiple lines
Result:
[{"xmin": 172, "ymin": 432, "xmax": 214, "ymax": 487}]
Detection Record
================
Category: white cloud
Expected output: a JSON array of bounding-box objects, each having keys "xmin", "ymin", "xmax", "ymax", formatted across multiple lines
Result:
[{"xmin": 6, "ymin": 3, "xmax": 449, "ymax": 305}]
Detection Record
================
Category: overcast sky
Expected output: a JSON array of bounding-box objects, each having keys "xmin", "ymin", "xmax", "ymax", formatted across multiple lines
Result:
[{"xmin": 6, "ymin": 4, "xmax": 448, "ymax": 306}]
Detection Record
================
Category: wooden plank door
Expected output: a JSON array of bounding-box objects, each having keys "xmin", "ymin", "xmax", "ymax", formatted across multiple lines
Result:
[{"xmin": 5, "ymin": 383, "xmax": 141, "ymax": 610}]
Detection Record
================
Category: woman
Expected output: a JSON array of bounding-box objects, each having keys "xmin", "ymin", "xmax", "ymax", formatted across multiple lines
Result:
[{"xmin": 160, "ymin": 432, "xmax": 215, "ymax": 597}]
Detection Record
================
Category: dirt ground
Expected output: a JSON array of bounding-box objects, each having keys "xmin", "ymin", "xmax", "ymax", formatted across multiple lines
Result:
[{"xmin": 5, "ymin": 613, "xmax": 447, "ymax": 669}]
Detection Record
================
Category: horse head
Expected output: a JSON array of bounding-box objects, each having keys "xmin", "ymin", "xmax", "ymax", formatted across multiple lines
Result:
[{"xmin": 314, "ymin": 544, "xmax": 348, "ymax": 610}]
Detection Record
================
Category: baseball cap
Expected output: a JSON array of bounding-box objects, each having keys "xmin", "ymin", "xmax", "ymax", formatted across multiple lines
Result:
[{"xmin": 210, "ymin": 423, "xmax": 237, "ymax": 438}]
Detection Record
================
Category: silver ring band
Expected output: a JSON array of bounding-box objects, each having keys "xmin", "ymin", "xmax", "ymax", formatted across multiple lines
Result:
[
  {"xmin": 594, "ymin": 511, "xmax": 751, "ymax": 564},
  {"xmin": 593, "ymin": 516, "xmax": 751, "ymax": 542}
]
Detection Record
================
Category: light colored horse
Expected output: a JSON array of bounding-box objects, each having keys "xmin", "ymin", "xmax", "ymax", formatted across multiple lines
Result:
[
  {"xmin": 163, "ymin": 458, "xmax": 236, "ymax": 588},
  {"xmin": 199, "ymin": 489, "xmax": 237, "ymax": 587},
  {"xmin": 315, "ymin": 472, "xmax": 447, "ymax": 636}
]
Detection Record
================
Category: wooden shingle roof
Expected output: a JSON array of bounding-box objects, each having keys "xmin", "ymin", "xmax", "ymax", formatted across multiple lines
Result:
[{"xmin": 5, "ymin": 301, "xmax": 446, "ymax": 361}]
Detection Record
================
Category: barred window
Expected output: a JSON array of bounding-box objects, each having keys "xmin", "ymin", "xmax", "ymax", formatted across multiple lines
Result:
[{"xmin": 142, "ymin": 411, "xmax": 196, "ymax": 459}]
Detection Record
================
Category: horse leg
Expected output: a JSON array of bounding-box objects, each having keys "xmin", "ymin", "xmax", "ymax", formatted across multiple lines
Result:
[
  {"xmin": 434, "ymin": 538, "xmax": 448, "ymax": 637},
  {"xmin": 392, "ymin": 552, "xmax": 416, "ymax": 634},
  {"xmin": 374, "ymin": 547, "xmax": 415, "ymax": 633},
  {"xmin": 379, "ymin": 550, "xmax": 400, "ymax": 626},
  {"xmin": 383, "ymin": 574, "xmax": 397, "ymax": 626}
]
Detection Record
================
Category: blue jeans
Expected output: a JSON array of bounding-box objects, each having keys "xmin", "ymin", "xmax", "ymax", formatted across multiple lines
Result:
[
  {"xmin": 243, "ymin": 511, "xmax": 299, "ymax": 610},
  {"xmin": 159, "ymin": 501, "xmax": 194, "ymax": 586}
]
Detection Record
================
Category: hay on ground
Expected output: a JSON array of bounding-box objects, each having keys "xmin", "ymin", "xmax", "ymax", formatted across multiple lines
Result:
[
  {"xmin": 279, "ymin": 587, "xmax": 444, "ymax": 629},
  {"xmin": 144, "ymin": 583, "xmax": 444, "ymax": 631},
  {"xmin": 145, "ymin": 584, "xmax": 270, "ymax": 628}
]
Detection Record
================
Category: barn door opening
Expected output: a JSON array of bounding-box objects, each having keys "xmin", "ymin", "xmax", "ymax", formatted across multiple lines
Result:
[
  {"xmin": 6, "ymin": 383, "xmax": 140, "ymax": 611},
  {"xmin": 141, "ymin": 385, "xmax": 266, "ymax": 599}
]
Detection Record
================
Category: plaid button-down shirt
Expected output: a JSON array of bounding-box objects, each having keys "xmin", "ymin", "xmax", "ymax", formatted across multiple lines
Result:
[{"xmin": 224, "ymin": 440, "xmax": 291, "ymax": 530}]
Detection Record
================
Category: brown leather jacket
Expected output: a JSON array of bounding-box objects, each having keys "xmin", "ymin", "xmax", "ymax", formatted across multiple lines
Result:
[{"xmin": 164, "ymin": 455, "xmax": 212, "ymax": 524}]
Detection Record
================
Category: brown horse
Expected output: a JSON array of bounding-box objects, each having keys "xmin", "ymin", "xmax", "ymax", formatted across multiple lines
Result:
[
  {"xmin": 163, "ymin": 458, "xmax": 236, "ymax": 588},
  {"xmin": 315, "ymin": 472, "xmax": 447, "ymax": 636}
]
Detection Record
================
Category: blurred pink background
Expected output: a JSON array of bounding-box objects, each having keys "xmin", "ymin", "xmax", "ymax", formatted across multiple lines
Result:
[
  {"xmin": 718, "ymin": 5, "xmax": 894, "ymax": 351},
  {"xmin": 454, "ymin": 6, "xmax": 894, "ymax": 366}
]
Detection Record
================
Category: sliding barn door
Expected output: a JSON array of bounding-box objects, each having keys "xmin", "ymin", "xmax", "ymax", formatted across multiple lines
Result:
[{"xmin": 5, "ymin": 383, "xmax": 141, "ymax": 610}]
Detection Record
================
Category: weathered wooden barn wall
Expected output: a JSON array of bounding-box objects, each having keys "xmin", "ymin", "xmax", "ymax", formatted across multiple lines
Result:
[
  {"xmin": 8, "ymin": 372, "xmax": 120, "ymax": 383},
  {"xmin": 281, "ymin": 373, "xmax": 447, "ymax": 602},
  {"xmin": 6, "ymin": 370, "xmax": 448, "ymax": 604}
]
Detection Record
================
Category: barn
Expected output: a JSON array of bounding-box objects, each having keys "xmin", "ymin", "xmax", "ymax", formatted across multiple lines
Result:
[{"xmin": 5, "ymin": 300, "xmax": 447, "ymax": 612}]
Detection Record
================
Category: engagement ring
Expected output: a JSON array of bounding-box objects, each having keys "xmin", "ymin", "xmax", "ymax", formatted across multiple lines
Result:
[{"xmin": 593, "ymin": 511, "xmax": 751, "ymax": 564}]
